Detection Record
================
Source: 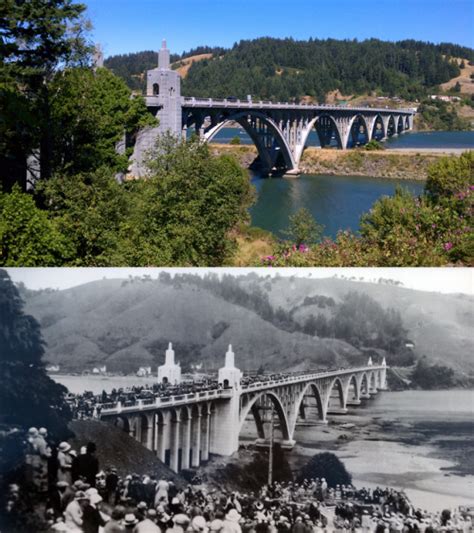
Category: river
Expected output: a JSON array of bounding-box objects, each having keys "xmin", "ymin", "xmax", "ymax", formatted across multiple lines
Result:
[
  {"xmin": 55, "ymin": 375, "xmax": 473, "ymax": 511},
  {"xmin": 211, "ymin": 128, "xmax": 473, "ymax": 238},
  {"xmin": 249, "ymin": 173, "xmax": 424, "ymax": 239}
]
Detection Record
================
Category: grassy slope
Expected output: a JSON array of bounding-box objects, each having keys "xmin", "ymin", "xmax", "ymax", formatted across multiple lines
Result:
[{"xmin": 23, "ymin": 278, "xmax": 474, "ymax": 375}]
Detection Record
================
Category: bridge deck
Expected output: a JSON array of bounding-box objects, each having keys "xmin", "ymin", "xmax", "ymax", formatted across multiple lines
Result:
[
  {"xmin": 144, "ymin": 95, "xmax": 414, "ymax": 115},
  {"xmin": 99, "ymin": 366, "xmax": 385, "ymax": 416}
]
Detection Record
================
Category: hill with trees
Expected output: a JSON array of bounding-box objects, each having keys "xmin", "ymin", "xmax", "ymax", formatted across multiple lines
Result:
[
  {"xmin": 18, "ymin": 273, "xmax": 474, "ymax": 384},
  {"xmin": 104, "ymin": 37, "xmax": 474, "ymax": 101}
]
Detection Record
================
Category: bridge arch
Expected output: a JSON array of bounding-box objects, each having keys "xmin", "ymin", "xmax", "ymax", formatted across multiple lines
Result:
[
  {"xmin": 292, "ymin": 382, "xmax": 326, "ymax": 431},
  {"xmin": 239, "ymin": 390, "xmax": 291, "ymax": 441},
  {"xmin": 397, "ymin": 116, "xmax": 405, "ymax": 134},
  {"xmin": 314, "ymin": 114, "xmax": 343, "ymax": 149},
  {"xmin": 203, "ymin": 110, "xmax": 297, "ymax": 173},
  {"xmin": 387, "ymin": 115, "xmax": 397, "ymax": 137},
  {"xmin": 346, "ymin": 374, "xmax": 360, "ymax": 402},
  {"xmin": 371, "ymin": 114, "xmax": 386, "ymax": 141},
  {"xmin": 327, "ymin": 377, "xmax": 346, "ymax": 411},
  {"xmin": 360, "ymin": 372, "xmax": 369, "ymax": 396},
  {"xmin": 346, "ymin": 114, "xmax": 370, "ymax": 148}
]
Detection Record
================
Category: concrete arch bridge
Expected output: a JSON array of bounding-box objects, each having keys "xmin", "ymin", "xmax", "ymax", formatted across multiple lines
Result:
[
  {"xmin": 98, "ymin": 347, "xmax": 387, "ymax": 473},
  {"xmin": 130, "ymin": 41, "xmax": 415, "ymax": 177}
]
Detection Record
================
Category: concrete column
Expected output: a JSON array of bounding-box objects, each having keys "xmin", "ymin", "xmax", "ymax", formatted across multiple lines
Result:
[
  {"xmin": 181, "ymin": 416, "xmax": 192, "ymax": 470},
  {"xmin": 191, "ymin": 414, "xmax": 202, "ymax": 467},
  {"xmin": 170, "ymin": 417, "xmax": 180, "ymax": 473},
  {"xmin": 146, "ymin": 414, "xmax": 154, "ymax": 450},
  {"xmin": 201, "ymin": 411, "xmax": 210, "ymax": 462}
]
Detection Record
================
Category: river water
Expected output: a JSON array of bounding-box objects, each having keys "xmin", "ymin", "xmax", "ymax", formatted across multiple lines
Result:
[
  {"xmin": 211, "ymin": 128, "xmax": 473, "ymax": 238},
  {"xmin": 55, "ymin": 375, "xmax": 473, "ymax": 510},
  {"xmin": 249, "ymin": 174, "xmax": 424, "ymax": 239}
]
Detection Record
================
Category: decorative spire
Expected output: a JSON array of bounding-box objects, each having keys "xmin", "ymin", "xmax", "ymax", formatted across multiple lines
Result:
[
  {"xmin": 225, "ymin": 344, "xmax": 235, "ymax": 368},
  {"xmin": 158, "ymin": 38, "xmax": 170, "ymax": 70},
  {"xmin": 165, "ymin": 342, "xmax": 175, "ymax": 365}
]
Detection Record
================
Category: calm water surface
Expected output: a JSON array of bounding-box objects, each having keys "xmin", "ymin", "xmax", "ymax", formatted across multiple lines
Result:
[{"xmin": 249, "ymin": 174, "xmax": 424, "ymax": 239}]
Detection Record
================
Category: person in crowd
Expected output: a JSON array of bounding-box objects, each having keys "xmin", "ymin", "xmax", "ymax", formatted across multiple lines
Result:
[
  {"xmin": 136, "ymin": 508, "xmax": 162, "ymax": 533},
  {"xmin": 57, "ymin": 442, "xmax": 74, "ymax": 486},
  {"xmin": 103, "ymin": 506, "xmax": 126, "ymax": 533},
  {"xmin": 74, "ymin": 442, "xmax": 100, "ymax": 487},
  {"xmin": 82, "ymin": 489, "xmax": 107, "ymax": 533},
  {"xmin": 64, "ymin": 490, "xmax": 89, "ymax": 532}
]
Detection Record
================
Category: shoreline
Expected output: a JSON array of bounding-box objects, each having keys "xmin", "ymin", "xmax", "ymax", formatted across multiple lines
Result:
[{"xmin": 211, "ymin": 144, "xmax": 472, "ymax": 181}]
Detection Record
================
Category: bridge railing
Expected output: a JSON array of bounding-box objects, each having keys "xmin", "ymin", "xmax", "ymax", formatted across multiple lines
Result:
[
  {"xmin": 181, "ymin": 96, "xmax": 414, "ymax": 115},
  {"xmin": 98, "ymin": 366, "xmax": 385, "ymax": 415},
  {"xmin": 99, "ymin": 387, "xmax": 234, "ymax": 415}
]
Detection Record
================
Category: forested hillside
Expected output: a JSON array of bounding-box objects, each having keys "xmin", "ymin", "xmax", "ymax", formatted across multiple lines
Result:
[
  {"xmin": 19, "ymin": 274, "xmax": 474, "ymax": 384},
  {"xmin": 104, "ymin": 38, "xmax": 474, "ymax": 101}
]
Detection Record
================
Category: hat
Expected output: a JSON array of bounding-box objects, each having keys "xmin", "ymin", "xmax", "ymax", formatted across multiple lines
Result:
[
  {"xmin": 58, "ymin": 442, "xmax": 71, "ymax": 452},
  {"xmin": 173, "ymin": 514, "xmax": 190, "ymax": 525},
  {"xmin": 28, "ymin": 427, "xmax": 38, "ymax": 436},
  {"xmin": 137, "ymin": 501, "xmax": 148, "ymax": 510},
  {"xmin": 124, "ymin": 513, "xmax": 139, "ymax": 526},
  {"xmin": 69, "ymin": 450, "xmax": 77, "ymax": 457},
  {"xmin": 89, "ymin": 493, "xmax": 102, "ymax": 505},
  {"xmin": 74, "ymin": 491, "xmax": 89, "ymax": 501},
  {"xmin": 147, "ymin": 509, "xmax": 157, "ymax": 519},
  {"xmin": 209, "ymin": 519, "xmax": 223, "ymax": 531},
  {"xmin": 255, "ymin": 502, "xmax": 264, "ymax": 510},
  {"xmin": 226, "ymin": 510, "xmax": 241, "ymax": 522},
  {"xmin": 171, "ymin": 497, "xmax": 180, "ymax": 505},
  {"xmin": 57, "ymin": 481, "xmax": 69, "ymax": 488},
  {"xmin": 192, "ymin": 516, "xmax": 208, "ymax": 531},
  {"xmin": 39, "ymin": 427, "xmax": 48, "ymax": 435}
]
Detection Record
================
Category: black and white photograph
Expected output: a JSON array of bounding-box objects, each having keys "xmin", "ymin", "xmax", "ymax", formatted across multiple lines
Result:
[{"xmin": 1, "ymin": 267, "xmax": 473, "ymax": 532}]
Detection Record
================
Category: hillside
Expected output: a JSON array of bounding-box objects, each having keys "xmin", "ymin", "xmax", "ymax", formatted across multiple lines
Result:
[
  {"xmin": 20, "ymin": 275, "xmax": 473, "ymax": 377},
  {"xmin": 104, "ymin": 37, "xmax": 473, "ymax": 102}
]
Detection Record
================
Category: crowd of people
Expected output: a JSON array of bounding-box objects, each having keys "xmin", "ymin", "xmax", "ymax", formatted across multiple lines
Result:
[{"xmin": 2, "ymin": 426, "xmax": 472, "ymax": 533}]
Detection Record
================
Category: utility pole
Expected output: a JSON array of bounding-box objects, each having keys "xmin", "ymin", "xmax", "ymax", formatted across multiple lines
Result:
[{"xmin": 268, "ymin": 404, "xmax": 274, "ymax": 486}]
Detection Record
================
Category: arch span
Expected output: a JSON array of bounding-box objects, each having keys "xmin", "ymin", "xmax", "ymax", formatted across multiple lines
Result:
[
  {"xmin": 371, "ymin": 114, "xmax": 385, "ymax": 140},
  {"xmin": 327, "ymin": 377, "xmax": 346, "ymax": 410},
  {"xmin": 347, "ymin": 374, "xmax": 360, "ymax": 402},
  {"xmin": 239, "ymin": 391, "xmax": 291, "ymax": 441},
  {"xmin": 203, "ymin": 111, "xmax": 297, "ymax": 172},
  {"xmin": 314, "ymin": 114, "xmax": 343, "ymax": 149},
  {"xmin": 346, "ymin": 114, "xmax": 370, "ymax": 148}
]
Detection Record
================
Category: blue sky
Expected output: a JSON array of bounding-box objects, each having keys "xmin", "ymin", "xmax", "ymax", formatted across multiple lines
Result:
[{"xmin": 83, "ymin": 0, "xmax": 473, "ymax": 58}]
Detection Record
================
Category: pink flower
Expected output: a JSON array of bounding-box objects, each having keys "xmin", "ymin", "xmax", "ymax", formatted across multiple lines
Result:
[{"xmin": 443, "ymin": 242, "xmax": 453, "ymax": 251}]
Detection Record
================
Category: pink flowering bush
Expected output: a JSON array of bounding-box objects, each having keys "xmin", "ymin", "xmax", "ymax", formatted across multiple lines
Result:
[{"xmin": 261, "ymin": 152, "xmax": 473, "ymax": 266}]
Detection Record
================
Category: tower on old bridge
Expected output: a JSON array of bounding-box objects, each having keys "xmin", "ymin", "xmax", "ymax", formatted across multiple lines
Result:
[{"xmin": 129, "ymin": 41, "xmax": 415, "ymax": 177}]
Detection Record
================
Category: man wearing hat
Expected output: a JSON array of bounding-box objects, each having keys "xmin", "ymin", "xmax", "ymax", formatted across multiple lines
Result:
[
  {"xmin": 64, "ymin": 490, "xmax": 89, "ymax": 532},
  {"xmin": 58, "ymin": 442, "xmax": 74, "ymax": 485},
  {"xmin": 167, "ymin": 513, "xmax": 191, "ymax": 533},
  {"xmin": 124, "ymin": 513, "xmax": 139, "ymax": 530},
  {"xmin": 74, "ymin": 441, "xmax": 99, "ymax": 487},
  {"xmin": 135, "ymin": 508, "xmax": 161, "ymax": 533},
  {"xmin": 82, "ymin": 489, "xmax": 106, "ymax": 533},
  {"xmin": 48, "ymin": 480, "xmax": 75, "ymax": 518},
  {"xmin": 221, "ymin": 509, "xmax": 242, "ymax": 533}
]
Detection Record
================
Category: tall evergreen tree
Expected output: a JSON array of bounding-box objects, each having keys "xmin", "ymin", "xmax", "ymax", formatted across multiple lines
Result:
[{"xmin": 0, "ymin": 269, "xmax": 71, "ymax": 435}]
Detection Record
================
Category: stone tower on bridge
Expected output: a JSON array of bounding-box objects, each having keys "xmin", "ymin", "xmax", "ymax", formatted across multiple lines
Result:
[
  {"xmin": 157, "ymin": 342, "xmax": 181, "ymax": 385},
  {"xmin": 146, "ymin": 40, "xmax": 182, "ymax": 134}
]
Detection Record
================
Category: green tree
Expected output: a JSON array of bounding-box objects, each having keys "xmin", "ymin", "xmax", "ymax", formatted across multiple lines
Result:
[
  {"xmin": 48, "ymin": 67, "xmax": 156, "ymax": 174},
  {"xmin": 119, "ymin": 136, "xmax": 255, "ymax": 266},
  {"xmin": 0, "ymin": 185, "xmax": 71, "ymax": 266},
  {"xmin": 452, "ymin": 81, "xmax": 461, "ymax": 93},
  {"xmin": 0, "ymin": 0, "xmax": 92, "ymax": 184},
  {"xmin": 37, "ymin": 168, "xmax": 128, "ymax": 266},
  {"xmin": 297, "ymin": 452, "xmax": 352, "ymax": 487},
  {"xmin": 284, "ymin": 207, "xmax": 323, "ymax": 247},
  {"xmin": 425, "ymin": 151, "xmax": 473, "ymax": 201},
  {"xmin": 0, "ymin": 269, "xmax": 71, "ymax": 434}
]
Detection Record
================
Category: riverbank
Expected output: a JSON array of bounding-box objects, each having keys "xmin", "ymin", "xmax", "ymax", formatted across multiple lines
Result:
[
  {"xmin": 238, "ymin": 390, "xmax": 474, "ymax": 511},
  {"xmin": 211, "ymin": 144, "xmax": 465, "ymax": 180}
]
